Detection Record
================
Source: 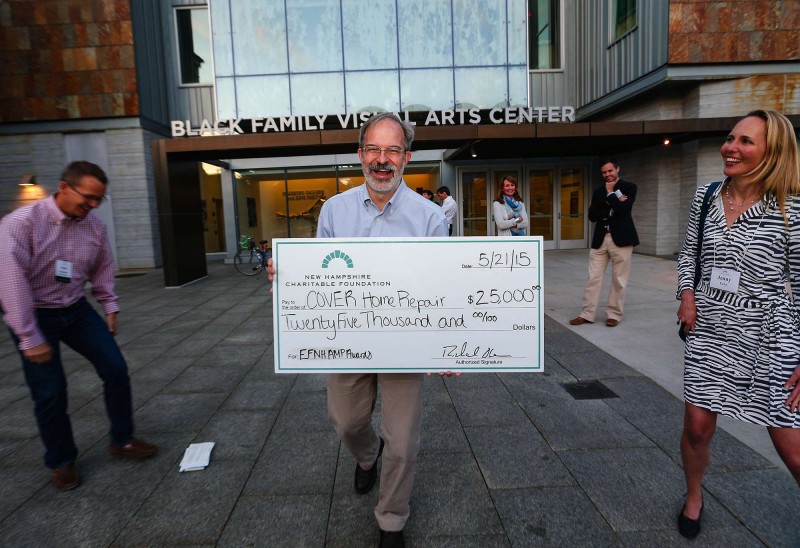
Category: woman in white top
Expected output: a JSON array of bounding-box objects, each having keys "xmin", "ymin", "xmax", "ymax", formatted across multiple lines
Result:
[{"xmin": 492, "ymin": 176, "xmax": 529, "ymax": 236}]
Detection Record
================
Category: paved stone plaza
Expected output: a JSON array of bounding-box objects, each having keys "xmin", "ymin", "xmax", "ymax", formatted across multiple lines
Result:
[{"xmin": 0, "ymin": 253, "xmax": 796, "ymax": 547}]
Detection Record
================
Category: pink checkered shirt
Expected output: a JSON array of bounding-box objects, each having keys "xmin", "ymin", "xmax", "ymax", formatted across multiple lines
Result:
[{"xmin": 0, "ymin": 195, "xmax": 119, "ymax": 350}]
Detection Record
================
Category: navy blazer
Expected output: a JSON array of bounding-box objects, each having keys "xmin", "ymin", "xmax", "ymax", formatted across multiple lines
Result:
[{"xmin": 587, "ymin": 179, "xmax": 639, "ymax": 249}]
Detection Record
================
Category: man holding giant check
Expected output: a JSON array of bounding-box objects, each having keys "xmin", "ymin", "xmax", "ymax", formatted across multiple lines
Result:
[{"xmin": 270, "ymin": 112, "xmax": 447, "ymax": 548}]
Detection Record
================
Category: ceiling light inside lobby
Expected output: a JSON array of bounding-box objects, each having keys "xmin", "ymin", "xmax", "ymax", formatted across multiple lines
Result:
[{"xmin": 202, "ymin": 162, "xmax": 222, "ymax": 175}]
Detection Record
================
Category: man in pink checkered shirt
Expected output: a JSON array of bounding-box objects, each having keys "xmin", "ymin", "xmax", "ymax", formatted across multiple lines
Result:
[{"xmin": 0, "ymin": 161, "xmax": 158, "ymax": 491}]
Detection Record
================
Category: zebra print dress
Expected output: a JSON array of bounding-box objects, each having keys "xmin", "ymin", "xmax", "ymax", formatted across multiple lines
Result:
[{"xmin": 677, "ymin": 181, "xmax": 800, "ymax": 428}]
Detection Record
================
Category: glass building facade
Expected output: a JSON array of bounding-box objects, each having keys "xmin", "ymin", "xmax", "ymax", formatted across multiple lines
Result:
[{"xmin": 209, "ymin": 0, "xmax": 528, "ymax": 118}]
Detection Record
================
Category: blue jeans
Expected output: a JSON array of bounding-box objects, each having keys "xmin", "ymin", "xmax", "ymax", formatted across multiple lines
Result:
[{"xmin": 12, "ymin": 298, "xmax": 134, "ymax": 468}]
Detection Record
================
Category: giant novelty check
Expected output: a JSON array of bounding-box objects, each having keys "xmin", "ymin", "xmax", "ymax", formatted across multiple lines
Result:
[{"xmin": 272, "ymin": 237, "xmax": 544, "ymax": 373}]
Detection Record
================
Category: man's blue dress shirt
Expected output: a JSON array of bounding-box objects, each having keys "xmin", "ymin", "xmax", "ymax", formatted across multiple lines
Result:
[{"xmin": 316, "ymin": 182, "xmax": 448, "ymax": 238}]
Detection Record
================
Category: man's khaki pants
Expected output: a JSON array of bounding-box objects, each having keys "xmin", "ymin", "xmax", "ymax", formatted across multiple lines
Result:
[
  {"xmin": 578, "ymin": 233, "xmax": 633, "ymax": 322},
  {"xmin": 327, "ymin": 373, "xmax": 423, "ymax": 532}
]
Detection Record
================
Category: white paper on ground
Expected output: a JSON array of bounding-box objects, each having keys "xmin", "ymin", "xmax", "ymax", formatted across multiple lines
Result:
[{"xmin": 179, "ymin": 442, "xmax": 215, "ymax": 472}]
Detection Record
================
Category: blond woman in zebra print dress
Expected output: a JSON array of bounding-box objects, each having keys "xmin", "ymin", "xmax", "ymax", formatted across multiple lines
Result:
[{"xmin": 675, "ymin": 110, "xmax": 800, "ymax": 538}]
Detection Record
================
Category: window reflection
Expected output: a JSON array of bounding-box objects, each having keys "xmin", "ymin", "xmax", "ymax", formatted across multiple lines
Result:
[
  {"xmin": 398, "ymin": 0, "xmax": 452, "ymax": 67},
  {"xmin": 237, "ymin": 76, "xmax": 291, "ymax": 118},
  {"xmin": 400, "ymin": 69, "xmax": 454, "ymax": 111},
  {"xmin": 287, "ymin": 1, "xmax": 343, "ymax": 72},
  {"xmin": 613, "ymin": 0, "xmax": 637, "ymax": 40},
  {"xmin": 293, "ymin": 73, "xmax": 345, "ymax": 115},
  {"xmin": 455, "ymin": 67, "xmax": 507, "ymax": 109},
  {"xmin": 230, "ymin": 1, "xmax": 287, "ymax": 75},
  {"xmin": 453, "ymin": 0, "xmax": 506, "ymax": 66},
  {"xmin": 345, "ymin": 71, "xmax": 400, "ymax": 113},
  {"xmin": 343, "ymin": 0, "xmax": 398, "ymax": 70},
  {"xmin": 528, "ymin": 0, "xmax": 560, "ymax": 70},
  {"xmin": 507, "ymin": 0, "xmax": 528, "ymax": 65},
  {"xmin": 215, "ymin": 77, "xmax": 237, "ymax": 119},
  {"xmin": 176, "ymin": 8, "xmax": 213, "ymax": 84}
]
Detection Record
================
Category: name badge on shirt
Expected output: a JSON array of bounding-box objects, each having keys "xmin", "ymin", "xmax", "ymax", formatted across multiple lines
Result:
[
  {"xmin": 710, "ymin": 267, "xmax": 740, "ymax": 293},
  {"xmin": 55, "ymin": 260, "xmax": 73, "ymax": 283}
]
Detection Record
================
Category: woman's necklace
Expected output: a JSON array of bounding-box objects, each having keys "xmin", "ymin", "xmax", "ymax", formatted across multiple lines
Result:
[{"xmin": 725, "ymin": 182, "xmax": 758, "ymax": 211}]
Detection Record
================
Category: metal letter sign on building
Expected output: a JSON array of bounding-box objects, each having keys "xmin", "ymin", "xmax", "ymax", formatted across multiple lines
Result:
[{"xmin": 169, "ymin": 107, "xmax": 576, "ymax": 137}]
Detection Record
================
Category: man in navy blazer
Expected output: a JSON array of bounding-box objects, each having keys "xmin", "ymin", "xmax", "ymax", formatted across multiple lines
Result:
[{"xmin": 570, "ymin": 159, "xmax": 639, "ymax": 327}]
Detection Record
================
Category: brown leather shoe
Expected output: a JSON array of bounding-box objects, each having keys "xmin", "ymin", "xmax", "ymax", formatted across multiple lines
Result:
[
  {"xmin": 109, "ymin": 438, "xmax": 158, "ymax": 459},
  {"xmin": 569, "ymin": 317, "xmax": 593, "ymax": 325},
  {"xmin": 605, "ymin": 318, "xmax": 620, "ymax": 327},
  {"xmin": 51, "ymin": 464, "xmax": 80, "ymax": 491}
]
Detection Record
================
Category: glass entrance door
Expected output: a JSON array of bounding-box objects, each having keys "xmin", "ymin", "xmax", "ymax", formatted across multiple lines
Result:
[
  {"xmin": 461, "ymin": 170, "xmax": 489, "ymax": 236},
  {"xmin": 557, "ymin": 167, "xmax": 586, "ymax": 248},
  {"xmin": 459, "ymin": 165, "xmax": 588, "ymax": 248},
  {"xmin": 529, "ymin": 169, "xmax": 554, "ymax": 247}
]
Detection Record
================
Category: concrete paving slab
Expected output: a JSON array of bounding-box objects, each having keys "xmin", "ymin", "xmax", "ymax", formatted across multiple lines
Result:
[
  {"xmin": 0, "ymin": 490, "xmax": 140, "ymax": 547},
  {"xmin": 0, "ymin": 437, "xmax": 43, "ymax": 468},
  {"xmin": 0, "ymin": 467, "xmax": 45, "ymax": 522},
  {"xmin": 128, "ymin": 356, "xmax": 195, "ymax": 383},
  {"xmin": 514, "ymin": 387, "xmax": 655, "ymax": 451},
  {"xmin": 407, "ymin": 452, "xmax": 504, "ymax": 539},
  {"xmin": 114, "ymin": 461, "xmax": 254, "ymax": 546},
  {"xmin": 163, "ymin": 364, "xmax": 249, "ymax": 395},
  {"xmin": 217, "ymin": 494, "xmax": 329, "ymax": 547},
  {"xmin": 134, "ymin": 393, "xmax": 227, "ymax": 433},
  {"xmin": 619, "ymin": 527, "xmax": 763, "ymax": 547},
  {"xmin": 464, "ymin": 424, "xmax": 575, "ymax": 489},
  {"xmin": 270, "ymin": 389, "xmax": 331, "ymax": 434},
  {"xmin": 244, "ymin": 428, "xmax": 339, "ymax": 496},
  {"xmin": 704, "ymin": 468, "xmax": 800, "ymax": 546},
  {"xmin": 444, "ymin": 374, "xmax": 532, "ymax": 427},
  {"xmin": 559, "ymin": 446, "xmax": 742, "ymax": 535},
  {"xmin": 191, "ymin": 344, "xmax": 266, "ymax": 368},
  {"xmin": 492, "ymin": 486, "xmax": 620, "ymax": 547},
  {"xmin": 197, "ymin": 410, "xmax": 278, "ymax": 461},
  {"xmin": 420, "ymin": 403, "xmax": 472, "ymax": 455},
  {"xmin": 221, "ymin": 378, "xmax": 294, "ymax": 411}
]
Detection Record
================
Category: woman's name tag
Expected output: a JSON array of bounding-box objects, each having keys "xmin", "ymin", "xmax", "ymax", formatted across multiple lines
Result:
[{"xmin": 710, "ymin": 267, "xmax": 740, "ymax": 293}]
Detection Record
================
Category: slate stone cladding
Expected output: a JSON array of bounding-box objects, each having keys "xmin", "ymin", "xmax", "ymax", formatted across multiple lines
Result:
[{"xmin": 0, "ymin": 0, "xmax": 137, "ymax": 122}]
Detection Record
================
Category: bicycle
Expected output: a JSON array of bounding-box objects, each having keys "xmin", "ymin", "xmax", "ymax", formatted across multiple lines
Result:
[{"xmin": 234, "ymin": 235, "xmax": 271, "ymax": 276}]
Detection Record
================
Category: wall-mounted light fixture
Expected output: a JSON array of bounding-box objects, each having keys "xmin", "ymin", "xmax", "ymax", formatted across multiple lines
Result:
[
  {"xmin": 19, "ymin": 173, "xmax": 36, "ymax": 186},
  {"xmin": 662, "ymin": 137, "xmax": 671, "ymax": 146},
  {"xmin": 470, "ymin": 143, "xmax": 477, "ymax": 157}
]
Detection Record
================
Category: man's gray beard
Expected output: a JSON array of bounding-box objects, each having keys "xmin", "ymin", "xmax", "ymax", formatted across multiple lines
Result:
[{"xmin": 363, "ymin": 162, "xmax": 405, "ymax": 195}]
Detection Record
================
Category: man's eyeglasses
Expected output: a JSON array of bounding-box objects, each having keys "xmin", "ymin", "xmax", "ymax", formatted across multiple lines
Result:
[
  {"xmin": 362, "ymin": 145, "xmax": 405, "ymax": 160},
  {"xmin": 67, "ymin": 185, "xmax": 106, "ymax": 204}
]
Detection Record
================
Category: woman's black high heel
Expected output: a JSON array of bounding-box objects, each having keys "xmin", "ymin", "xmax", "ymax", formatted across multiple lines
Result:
[{"xmin": 677, "ymin": 499, "xmax": 704, "ymax": 539}]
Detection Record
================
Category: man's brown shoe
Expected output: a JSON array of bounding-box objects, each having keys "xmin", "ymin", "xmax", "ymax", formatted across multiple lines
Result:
[
  {"xmin": 109, "ymin": 438, "xmax": 158, "ymax": 459},
  {"xmin": 606, "ymin": 319, "xmax": 620, "ymax": 327},
  {"xmin": 569, "ymin": 317, "xmax": 593, "ymax": 325},
  {"xmin": 51, "ymin": 464, "xmax": 80, "ymax": 491}
]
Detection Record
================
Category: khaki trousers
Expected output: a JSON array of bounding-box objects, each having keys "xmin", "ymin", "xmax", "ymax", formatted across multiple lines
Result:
[
  {"xmin": 327, "ymin": 373, "xmax": 423, "ymax": 532},
  {"xmin": 578, "ymin": 233, "xmax": 633, "ymax": 322}
]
